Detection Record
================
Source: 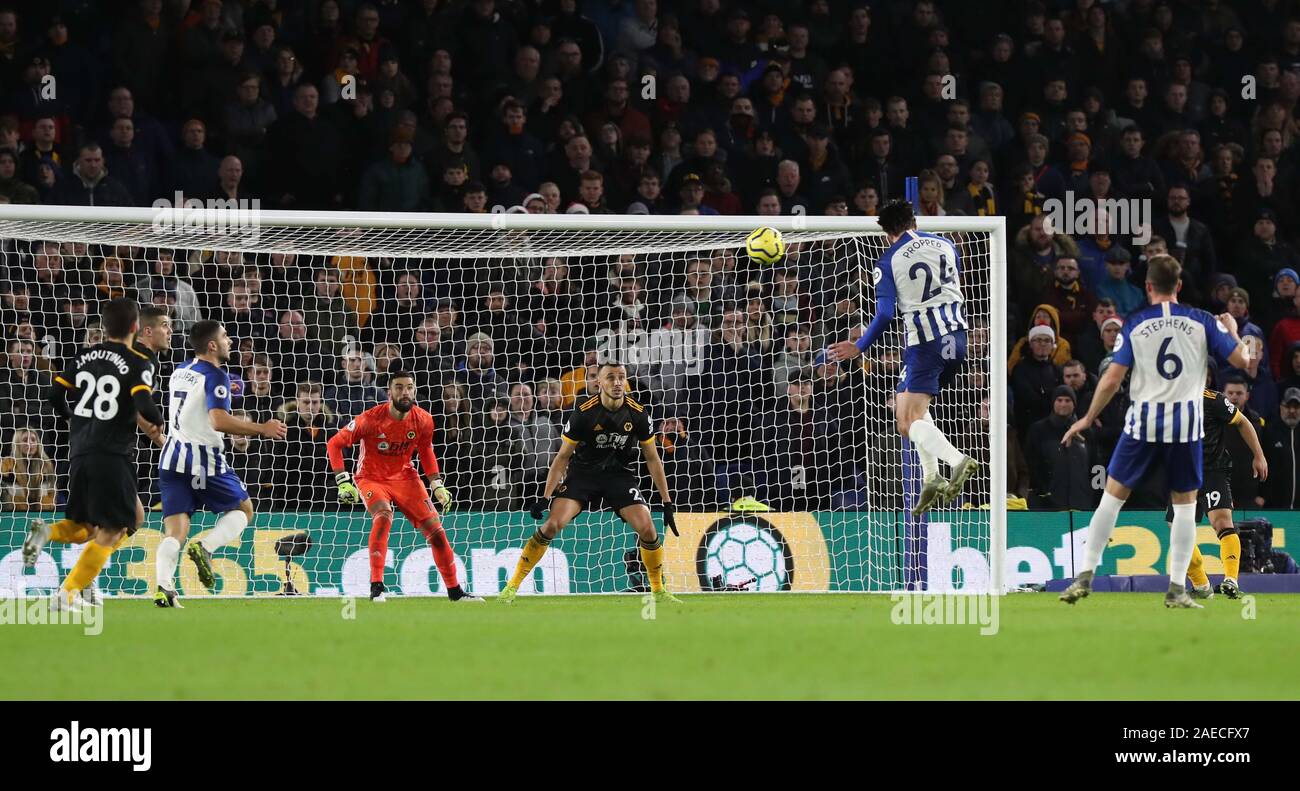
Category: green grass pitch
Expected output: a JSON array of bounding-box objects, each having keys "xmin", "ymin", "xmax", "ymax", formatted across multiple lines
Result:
[{"xmin": 3, "ymin": 594, "xmax": 1297, "ymax": 700}]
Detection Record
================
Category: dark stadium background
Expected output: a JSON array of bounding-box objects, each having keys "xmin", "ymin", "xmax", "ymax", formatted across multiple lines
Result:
[{"xmin": 0, "ymin": 0, "xmax": 1297, "ymax": 514}]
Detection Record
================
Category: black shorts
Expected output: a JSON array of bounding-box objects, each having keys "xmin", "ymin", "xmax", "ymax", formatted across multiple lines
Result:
[
  {"xmin": 552, "ymin": 468, "xmax": 646, "ymax": 514},
  {"xmin": 1165, "ymin": 466, "xmax": 1233, "ymax": 524},
  {"xmin": 66, "ymin": 454, "xmax": 139, "ymax": 532}
]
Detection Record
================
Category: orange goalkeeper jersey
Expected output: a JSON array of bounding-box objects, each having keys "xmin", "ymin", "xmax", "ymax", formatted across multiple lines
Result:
[{"xmin": 327, "ymin": 403, "xmax": 439, "ymax": 482}]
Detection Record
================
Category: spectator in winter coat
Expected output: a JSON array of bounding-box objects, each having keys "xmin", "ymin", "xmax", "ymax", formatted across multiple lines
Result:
[
  {"xmin": 1025, "ymin": 385, "xmax": 1095, "ymax": 510},
  {"xmin": 1011, "ymin": 325, "xmax": 1064, "ymax": 435},
  {"xmin": 1262, "ymin": 389, "xmax": 1300, "ymax": 509}
]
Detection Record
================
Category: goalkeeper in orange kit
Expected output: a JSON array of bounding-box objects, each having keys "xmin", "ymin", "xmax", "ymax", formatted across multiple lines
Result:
[{"xmin": 326, "ymin": 370, "xmax": 482, "ymax": 603}]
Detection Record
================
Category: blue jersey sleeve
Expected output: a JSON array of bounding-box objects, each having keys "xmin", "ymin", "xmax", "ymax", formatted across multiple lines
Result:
[
  {"xmin": 1202, "ymin": 312, "xmax": 1241, "ymax": 362},
  {"xmin": 204, "ymin": 368, "xmax": 232, "ymax": 411},
  {"xmin": 855, "ymin": 254, "xmax": 899, "ymax": 354},
  {"xmin": 1111, "ymin": 321, "xmax": 1135, "ymax": 368}
]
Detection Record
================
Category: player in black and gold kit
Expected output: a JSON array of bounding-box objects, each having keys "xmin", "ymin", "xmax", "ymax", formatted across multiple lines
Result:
[
  {"xmin": 37, "ymin": 299, "xmax": 165, "ymax": 610},
  {"xmin": 1164, "ymin": 388, "xmax": 1268, "ymax": 599},
  {"xmin": 499, "ymin": 362, "xmax": 681, "ymax": 603},
  {"xmin": 23, "ymin": 307, "xmax": 172, "ymax": 587}
]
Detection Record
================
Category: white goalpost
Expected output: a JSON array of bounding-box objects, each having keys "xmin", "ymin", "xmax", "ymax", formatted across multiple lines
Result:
[{"xmin": 0, "ymin": 205, "xmax": 1006, "ymax": 597}]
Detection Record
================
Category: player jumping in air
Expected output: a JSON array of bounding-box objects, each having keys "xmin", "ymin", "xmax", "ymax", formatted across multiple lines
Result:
[
  {"xmin": 326, "ymin": 370, "xmax": 482, "ymax": 603},
  {"xmin": 498, "ymin": 361, "xmax": 680, "ymax": 604},
  {"xmin": 826, "ymin": 199, "xmax": 977, "ymax": 514},
  {"xmin": 40, "ymin": 298, "xmax": 165, "ymax": 610},
  {"xmin": 1165, "ymin": 387, "xmax": 1267, "ymax": 600},
  {"xmin": 24, "ymin": 306, "xmax": 173, "ymax": 590},
  {"xmin": 1060, "ymin": 256, "xmax": 1250, "ymax": 609},
  {"xmin": 155, "ymin": 320, "xmax": 288, "ymax": 607}
]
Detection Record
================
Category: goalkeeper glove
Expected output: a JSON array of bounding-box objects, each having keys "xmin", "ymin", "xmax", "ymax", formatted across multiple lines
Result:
[
  {"xmin": 431, "ymin": 480, "xmax": 454, "ymax": 511},
  {"xmin": 661, "ymin": 502, "xmax": 679, "ymax": 537},
  {"xmin": 335, "ymin": 471, "xmax": 361, "ymax": 505},
  {"xmin": 528, "ymin": 497, "xmax": 548, "ymax": 521}
]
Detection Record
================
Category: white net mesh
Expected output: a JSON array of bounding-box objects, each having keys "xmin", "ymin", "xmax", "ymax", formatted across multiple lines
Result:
[{"xmin": 0, "ymin": 210, "xmax": 1001, "ymax": 597}]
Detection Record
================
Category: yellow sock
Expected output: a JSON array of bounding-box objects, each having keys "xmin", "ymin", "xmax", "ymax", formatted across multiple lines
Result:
[
  {"xmin": 1220, "ymin": 533, "xmax": 1241, "ymax": 581},
  {"xmin": 49, "ymin": 519, "xmax": 91, "ymax": 544},
  {"xmin": 1186, "ymin": 545, "xmax": 1209, "ymax": 587},
  {"xmin": 508, "ymin": 531, "xmax": 552, "ymax": 589},
  {"xmin": 61, "ymin": 542, "xmax": 113, "ymax": 593},
  {"xmin": 640, "ymin": 536, "xmax": 665, "ymax": 593}
]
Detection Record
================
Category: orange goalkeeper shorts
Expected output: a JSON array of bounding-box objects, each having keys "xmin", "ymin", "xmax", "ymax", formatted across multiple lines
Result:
[{"xmin": 357, "ymin": 477, "xmax": 437, "ymax": 526}]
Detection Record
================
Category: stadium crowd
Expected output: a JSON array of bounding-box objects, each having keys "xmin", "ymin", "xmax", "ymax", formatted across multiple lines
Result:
[{"xmin": 0, "ymin": 0, "xmax": 1299, "ymax": 513}]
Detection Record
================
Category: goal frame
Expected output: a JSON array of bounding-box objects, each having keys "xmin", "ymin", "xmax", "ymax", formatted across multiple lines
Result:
[{"xmin": 0, "ymin": 205, "xmax": 1007, "ymax": 594}]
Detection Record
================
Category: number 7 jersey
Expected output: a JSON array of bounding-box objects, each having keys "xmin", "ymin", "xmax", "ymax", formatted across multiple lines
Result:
[
  {"xmin": 875, "ymin": 230, "xmax": 967, "ymax": 347},
  {"xmin": 1111, "ymin": 302, "xmax": 1240, "ymax": 443}
]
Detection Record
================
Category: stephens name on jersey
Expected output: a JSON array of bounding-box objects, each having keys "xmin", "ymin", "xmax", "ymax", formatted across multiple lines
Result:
[
  {"xmin": 561, "ymin": 395, "xmax": 654, "ymax": 473},
  {"xmin": 1112, "ymin": 302, "xmax": 1241, "ymax": 443},
  {"xmin": 330, "ymin": 402, "xmax": 438, "ymax": 482},
  {"xmin": 875, "ymin": 230, "xmax": 967, "ymax": 347},
  {"xmin": 160, "ymin": 358, "xmax": 234, "ymax": 477},
  {"xmin": 54, "ymin": 341, "xmax": 157, "ymax": 458}
]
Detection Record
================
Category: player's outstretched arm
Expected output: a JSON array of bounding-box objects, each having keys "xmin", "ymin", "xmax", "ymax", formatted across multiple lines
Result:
[
  {"xmin": 1062, "ymin": 361, "xmax": 1129, "ymax": 447},
  {"xmin": 640, "ymin": 439, "xmax": 678, "ymax": 536},
  {"xmin": 1234, "ymin": 413, "xmax": 1269, "ymax": 482},
  {"xmin": 529, "ymin": 440, "xmax": 576, "ymax": 519},
  {"xmin": 210, "ymin": 408, "xmax": 287, "ymax": 439}
]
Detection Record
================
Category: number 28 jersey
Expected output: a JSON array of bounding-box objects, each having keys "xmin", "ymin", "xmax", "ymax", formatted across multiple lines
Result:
[
  {"xmin": 1111, "ymin": 302, "xmax": 1240, "ymax": 443},
  {"xmin": 875, "ymin": 230, "xmax": 967, "ymax": 347},
  {"xmin": 53, "ymin": 341, "xmax": 156, "ymax": 458}
]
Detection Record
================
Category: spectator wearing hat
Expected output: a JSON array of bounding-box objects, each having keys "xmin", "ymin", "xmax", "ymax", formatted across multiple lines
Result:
[
  {"xmin": 1109, "ymin": 125, "xmax": 1165, "ymax": 204},
  {"xmin": 802, "ymin": 125, "xmax": 853, "ymax": 213},
  {"xmin": 1025, "ymin": 384, "xmax": 1095, "ymax": 510},
  {"xmin": 1262, "ymin": 388, "xmax": 1300, "ymax": 509},
  {"xmin": 1067, "ymin": 297, "xmax": 1114, "ymax": 375},
  {"xmin": 1060, "ymin": 131, "xmax": 1093, "ymax": 196},
  {"xmin": 1206, "ymin": 273, "xmax": 1238, "ymax": 314},
  {"xmin": 371, "ymin": 45, "xmax": 416, "ymax": 111},
  {"xmin": 358, "ymin": 129, "xmax": 431, "ymax": 212},
  {"xmin": 1010, "ymin": 323, "xmax": 1064, "ymax": 435},
  {"xmin": 1023, "ymin": 132, "xmax": 1066, "ymax": 203},
  {"xmin": 0, "ymin": 148, "xmax": 37, "ymax": 204},
  {"xmin": 1095, "ymin": 250, "xmax": 1144, "ymax": 316},
  {"xmin": 675, "ymin": 171, "xmax": 718, "ymax": 215},
  {"xmin": 1236, "ymin": 207, "xmax": 1300, "ymax": 314},
  {"xmin": 1216, "ymin": 285, "xmax": 1263, "ymax": 354},
  {"xmin": 1271, "ymin": 268, "xmax": 1300, "ymax": 321},
  {"xmin": 1152, "ymin": 184, "xmax": 1216, "ymax": 304},
  {"xmin": 455, "ymin": 331, "xmax": 510, "ymax": 411}
]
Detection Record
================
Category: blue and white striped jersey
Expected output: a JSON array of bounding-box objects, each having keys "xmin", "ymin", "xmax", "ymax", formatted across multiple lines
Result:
[
  {"xmin": 1111, "ymin": 302, "xmax": 1241, "ymax": 443},
  {"xmin": 875, "ymin": 230, "xmax": 967, "ymax": 347},
  {"xmin": 160, "ymin": 359, "xmax": 233, "ymax": 476}
]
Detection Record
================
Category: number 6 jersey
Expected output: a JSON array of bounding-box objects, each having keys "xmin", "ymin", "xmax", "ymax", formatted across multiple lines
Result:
[
  {"xmin": 1111, "ymin": 302, "xmax": 1241, "ymax": 443},
  {"xmin": 53, "ymin": 340, "xmax": 156, "ymax": 458}
]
